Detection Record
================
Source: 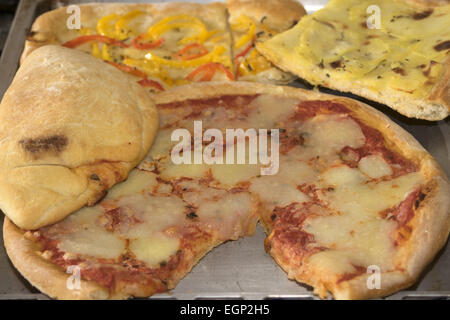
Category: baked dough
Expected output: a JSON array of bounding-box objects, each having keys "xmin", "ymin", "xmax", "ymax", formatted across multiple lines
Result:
[
  {"xmin": 0, "ymin": 45, "xmax": 158, "ymax": 229},
  {"xmin": 227, "ymin": 0, "xmax": 306, "ymax": 84},
  {"xmin": 257, "ymin": 0, "xmax": 450, "ymax": 120}
]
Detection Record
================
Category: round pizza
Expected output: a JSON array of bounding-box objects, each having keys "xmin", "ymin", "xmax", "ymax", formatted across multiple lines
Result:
[{"xmin": 4, "ymin": 81, "xmax": 449, "ymax": 300}]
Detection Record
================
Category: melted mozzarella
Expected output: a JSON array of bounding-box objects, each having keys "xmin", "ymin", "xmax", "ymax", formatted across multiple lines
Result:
[
  {"xmin": 319, "ymin": 172, "xmax": 424, "ymax": 217},
  {"xmin": 116, "ymin": 194, "xmax": 187, "ymax": 238},
  {"xmin": 130, "ymin": 233, "xmax": 180, "ymax": 267},
  {"xmin": 358, "ymin": 155, "xmax": 393, "ymax": 179},
  {"xmin": 106, "ymin": 170, "xmax": 158, "ymax": 200},
  {"xmin": 246, "ymin": 95, "xmax": 299, "ymax": 128},
  {"xmin": 250, "ymin": 175, "xmax": 309, "ymax": 208},
  {"xmin": 305, "ymin": 216, "xmax": 397, "ymax": 271},
  {"xmin": 211, "ymin": 163, "xmax": 260, "ymax": 186},
  {"xmin": 321, "ymin": 165, "xmax": 367, "ymax": 186},
  {"xmin": 196, "ymin": 192, "xmax": 255, "ymax": 240},
  {"xmin": 57, "ymin": 207, "xmax": 125, "ymax": 259},
  {"xmin": 299, "ymin": 115, "xmax": 366, "ymax": 160},
  {"xmin": 161, "ymin": 162, "xmax": 210, "ymax": 180},
  {"xmin": 305, "ymin": 171, "xmax": 425, "ymax": 272}
]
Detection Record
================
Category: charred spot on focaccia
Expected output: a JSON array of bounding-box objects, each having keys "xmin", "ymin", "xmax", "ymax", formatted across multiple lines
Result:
[
  {"xmin": 411, "ymin": 9, "xmax": 433, "ymax": 20},
  {"xmin": 392, "ymin": 67, "xmax": 407, "ymax": 76},
  {"xmin": 434, "ymin": 40, "xmax": 450, "ymax": 52},
  {"xmin": 19, "ymin": 135, "xmax": 67, "ymax": 157}
]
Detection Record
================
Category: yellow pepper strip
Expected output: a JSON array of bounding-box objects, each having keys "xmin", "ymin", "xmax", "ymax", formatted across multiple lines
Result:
[
  {"xmin": 144, "ymin": 45, "xmax": 226, "ymax": 68},
  {"xmin": 158, "ymin": 66, "xmax": 173, "ymax": 86},
  {"xmin": 180, "ymin": 26, "xmax": 211, "ymax": 45},
  {"xmin": 209, "ymin": 35, "xmax": 224, "ymax": 43},
  {"xmin": 146, "ymin": 14, "xmax": 209, "ymax": 45},
  {"xmin": 97, "ymin": 13, "xmax": 119, "ymax": 39},
  {"xmin": 92, "ymin": 43, "xmax": 102, "ymax": 59},
  {"xmin": 238, "ymin": 50, "xmax": 271, "ymax": 76},
  {"xmin": 123, "ymin": 58, "xmax": 160, "ymax": 74},
  {"xmin": 205, "ymin": 30, "xmax": 219, "ymax": 41},
  {"xmin": 78, "ymin": 27, "xmax": 94, "ymax": 35},
  {"xmin": 123, "ymin": 58, "xmax": 174, "ymax": 86},
  {"xmin": 232, "ymin": 15, "xmax": 256, "ymax": 49},
  {"xmin": 150, "ymin": 22, "xmax": 209, "ymax": 45},
  {"xmin": 174, "ymin": 79, "xmax": 191, "ymax": 86},
  {"xmin": 149, "ymin": 14, "xmax": 205, "ymax": 31},
  {"xmin": 213, "ymin": 54, "xmax": 233, "ymax": 69},
  {"xmin": 77, "ymin": 27, "xmax": 102, "ymax": 56},
  {"xmin": 102, "ymin": 44, "xmax": 112, "ymax": 61},
  {"xmin": 115, "ymin": 10, "xmax": 143, "ymax": 40}
]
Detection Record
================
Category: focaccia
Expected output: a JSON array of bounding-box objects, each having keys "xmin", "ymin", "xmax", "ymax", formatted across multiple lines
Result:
[
  {"xmin": 21, "ymin": 2, "xmax": 235, "ymax": 91},
  {"xmin": 257, "ymin": 0, "xmax": 450, "ymax": 120},
  {"xmin": 0, "ymin": 45, "xmax": 158, "ymax": 230},
  {"xmin": 21, "ymin": 1, "xmax": 306, "ymax": 90}
]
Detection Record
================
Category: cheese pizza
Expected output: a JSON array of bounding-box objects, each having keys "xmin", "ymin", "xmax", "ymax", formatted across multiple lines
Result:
[
  {"xmin": 4, "ymin": 82, "xmax": 449, "ymax": 299},
  {"xmin": 257, "ymin": 0, "xmax": 450, "ymax": 120}
]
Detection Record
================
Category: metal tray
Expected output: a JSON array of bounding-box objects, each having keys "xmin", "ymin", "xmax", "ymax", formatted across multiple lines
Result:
[{"xmin": 0, "ymin": 0, "xmax": 448, "ymax": 300}]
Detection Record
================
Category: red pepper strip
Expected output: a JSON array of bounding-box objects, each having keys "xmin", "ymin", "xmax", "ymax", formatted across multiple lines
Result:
[
  {"xmin": 105, "ymin": 61, "xmax": 148, "ymax": 78},
  {"xmin": 105, "ymin": 61, "xmax": 164, "ymax": 91},
  {"xmin": 234, "ymin": 37, "xmax": 255, "ymax": 80},
  {"xmin": 173, "ymin": 43, "xmax": 208, "ymax": 60},
  {"xmin": 62, "ymin": 35, "xmax": 129, "ymax": 48},
  {"xmin": 137, "ymin": 78, "xmax": 165, "ymax": 91},
  {"xmin": 131, "ymin": 35, "xmax": 164, "ymax": 49},
  {"xmin": 235, "ymin": 38, "xmax": 255, "ymax": 60},
  {"xmin": 187, "ymin": 62, "xmax": 235, "ymax": 82}
]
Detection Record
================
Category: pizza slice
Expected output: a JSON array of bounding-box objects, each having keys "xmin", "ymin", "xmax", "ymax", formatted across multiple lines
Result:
[
  {"xmin": 22, "ymin": 2, "xmax": 234, "ymax": 92},
  {"xmin": 4, "ymin": 82, "xmax": 449, "ymax": 299},
  {"xmin": 257, "ymin": 0, "xmax": 450, "ymax": 120},
  {"xmin": 0, "ymin": 45, "xmax": 158, "ymax": 230},
  {"xmin": 227, "ymin": 0, "xmax": 306, "ymax": 83}
]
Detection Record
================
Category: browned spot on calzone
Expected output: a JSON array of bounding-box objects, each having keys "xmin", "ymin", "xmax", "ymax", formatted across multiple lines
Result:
[{"xmin": 20, "ymin": 135, "xmax": 67, "ymax": 156}]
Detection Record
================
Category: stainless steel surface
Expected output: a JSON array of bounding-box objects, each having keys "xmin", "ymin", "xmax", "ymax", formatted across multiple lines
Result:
[{"xmin": 0, "ymin": 0, "xmax": 448, "ymax": 300}]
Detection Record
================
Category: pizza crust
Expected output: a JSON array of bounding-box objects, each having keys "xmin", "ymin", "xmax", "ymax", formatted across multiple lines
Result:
[
  {"xmin": 3, "ymin": 217, "xmax": 110, "ymax": 299},
  {"xmin": 227, "ymin": 0, "xmax": 306, "ymax": 31},
  {"xmin": 0, "ymin": 45, "xmax": 159, "ymax": 230},
  {"xmin": 3, "ymin": 215, "xmax": 228, "ymax": 299}
]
